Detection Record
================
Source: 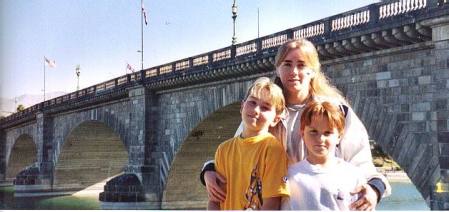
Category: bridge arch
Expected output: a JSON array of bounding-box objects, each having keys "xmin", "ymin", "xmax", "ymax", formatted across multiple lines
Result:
[
  {"xmin": 356, "ymin": 98, "xmax": 440, "ymax": 204},
  {"xmin": 162, "ymin": 102, "xmax": 242, "ymax": 209},
  {"xmin": 321, "ymin": 40, "xmax": 446, "ymax": 206},
  {"xmin": 53, "ymin": 120, "xmax": 128, "ymax": 192},
  {"xmin": 6, "ymin": 134, "xmax": 37, "ymax": 182}
]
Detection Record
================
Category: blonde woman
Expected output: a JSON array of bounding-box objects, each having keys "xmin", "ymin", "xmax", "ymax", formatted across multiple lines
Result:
[{"xmin": 201, "ymin": 39, "xmax": 391, "ymax": 210}]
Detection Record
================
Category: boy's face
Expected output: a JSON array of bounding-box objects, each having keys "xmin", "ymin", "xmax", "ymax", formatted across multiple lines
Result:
[
  {"xmin": 301, "ymin": 115, "xmax": 341, "ymax": 164},
  {"xmin": 241, "ymin": 94, "xmax": 279, "ymax": 137}
]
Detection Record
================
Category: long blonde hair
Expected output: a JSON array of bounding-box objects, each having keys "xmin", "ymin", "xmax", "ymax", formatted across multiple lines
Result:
[{"xmin": 274, "ymin": 38, "xmax": 347, "ymax": 104}]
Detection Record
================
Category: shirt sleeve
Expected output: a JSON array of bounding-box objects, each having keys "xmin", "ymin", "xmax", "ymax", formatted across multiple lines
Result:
[
  {"xmin": 214, "ymin": 144, "xmax": 225, "ymax": 178},
  {"xmin": 261, "ymin": 138, "xmax": 289, "ymax": 198},
  {"xmin": 200, "ymin": 160, "xmax": 215, "ymax": 186}
]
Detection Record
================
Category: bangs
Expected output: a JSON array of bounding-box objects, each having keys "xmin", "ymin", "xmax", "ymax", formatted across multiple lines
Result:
[
  {"xmin": 300, "ymin": 101, "xmax": 345, "ymax": 134},
  {"xmin": 245, "ymin": 78, "xmax": 285, "ymax": 114}
]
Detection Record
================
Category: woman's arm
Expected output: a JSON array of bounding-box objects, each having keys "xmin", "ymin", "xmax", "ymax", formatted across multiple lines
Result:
[
  {"xmin": 261, "ymin": 197, "xmax": 281, "ymax": 210},
  {"xmin": 200, "ymin": 161, "xmax": 226, "ymax": 202},
  {"xmin": 338, "ymin": 105, "xmax": 391, "ymax": 209},
  {"xmin": 203, "ymin": 170, "xmax": 226, "ymax": 202},
  {"xmin": 208, "ymin": 200, "xmax": 220, "ymax": 210}
]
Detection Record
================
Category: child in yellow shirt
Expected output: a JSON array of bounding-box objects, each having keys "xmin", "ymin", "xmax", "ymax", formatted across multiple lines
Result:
[{"xmin": 208, "ymin": 77, "xmax": 289, "ymax": 210}]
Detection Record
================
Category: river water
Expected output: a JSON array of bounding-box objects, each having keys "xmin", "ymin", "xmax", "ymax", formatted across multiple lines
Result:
[
  {"xmin": 377, "ymin": 180, "xmax": 429, "ymax": 210},
  {"xmin": 0, "ymin": 181, "xmax": 429, "ymax": 210}
]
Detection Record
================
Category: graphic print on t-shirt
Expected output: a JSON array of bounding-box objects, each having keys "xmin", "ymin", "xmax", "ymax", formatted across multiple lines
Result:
[{"xmin": 244, "ymin": 166, "xmax": 263, "ymax": 210}]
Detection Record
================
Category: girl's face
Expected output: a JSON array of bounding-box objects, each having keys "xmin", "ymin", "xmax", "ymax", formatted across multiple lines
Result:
[{"xmin": 276, "ymin": 48, "xmax": 314, "ymax": 96}]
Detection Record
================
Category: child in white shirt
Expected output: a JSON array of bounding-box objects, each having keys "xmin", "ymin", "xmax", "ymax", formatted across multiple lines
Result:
[{"xmin": 282, "ymin": 101, "xmax": 366, "ymax": 210}]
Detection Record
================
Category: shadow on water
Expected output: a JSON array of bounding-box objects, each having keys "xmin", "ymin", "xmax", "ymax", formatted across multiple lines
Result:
[{"xmin": 0, "ymin": 186, "xmax": 100, "ymax": 210}]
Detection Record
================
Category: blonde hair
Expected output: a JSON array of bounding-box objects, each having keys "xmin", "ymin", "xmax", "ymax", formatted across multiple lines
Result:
[
  {"xmin": 275, "ymin": 38, "xmax": 347, "ymax": 104},
  {"xmin": 245, "ymin": 77, "xmax": 285, "ymax": 114},
  {"xmin": 300, "ymin": 101, "xmax": 346, "ymax": 135}
]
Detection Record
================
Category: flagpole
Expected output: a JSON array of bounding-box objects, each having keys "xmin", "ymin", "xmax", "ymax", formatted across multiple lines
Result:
[
  {"xmin": 257, "ymin": 8, "xmax": 260, "ymax": 38},
  {"xmin": 141, "ymin": 0, "xmax": 144, "ymax": 71},
  {"xmin": 43, "ymin": 57, "xmax": 46, "ymax": 102}
]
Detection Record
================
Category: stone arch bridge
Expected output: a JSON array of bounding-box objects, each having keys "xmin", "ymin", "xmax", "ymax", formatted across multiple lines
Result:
[{"xmin": 1, "ymin": 0, "xmax": 449, "ymax": 209}]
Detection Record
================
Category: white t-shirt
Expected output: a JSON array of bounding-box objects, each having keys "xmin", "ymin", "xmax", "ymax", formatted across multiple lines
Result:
[{"xmin": 282, "ymin": 157, "xmax": 366, "ymax": 210}]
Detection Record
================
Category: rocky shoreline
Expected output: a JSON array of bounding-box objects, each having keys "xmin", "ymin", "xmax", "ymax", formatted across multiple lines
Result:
[
  {"xmin": 370, "ymin": 142, "xmax": 411, "ymax": 182},
  {"xmin": 376, "ymin": 168, "xmax": 411, "ymax": 182}
]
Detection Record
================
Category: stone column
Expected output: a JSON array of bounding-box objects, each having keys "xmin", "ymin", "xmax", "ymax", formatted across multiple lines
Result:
[
  {"xmin": 35, "ymin": 112, "xmax": 53, "ymax": 184},
  {"xmin": 126, "ymin": 85, "xmax": 147, "ymax": 175},
  {"xmin": 0, "ymin": 129, "xmax": 5, "ymax": 181},
  {"xmin": 141, "ymin": 89, "xmax": 168, "ymax": 208},
  {"xmin": 14, "ymin": 112, "xmax": 53, "ymax": 196},
  {"xmin": 422, "ymin": 15, "xmax": 449, "ymax": 210},
  {"xmin": 100, "ymin": 85, "xmax": 161, "ymax": 209}
]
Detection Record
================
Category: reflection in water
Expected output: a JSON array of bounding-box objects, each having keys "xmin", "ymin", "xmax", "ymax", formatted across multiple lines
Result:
[
  {"xmin": 0, "ymin": 186, "xmax": 100, "ymax": 210},
  {"xmin": 0, "ymin": 180, "xmax": 430, "ymax": 210}
]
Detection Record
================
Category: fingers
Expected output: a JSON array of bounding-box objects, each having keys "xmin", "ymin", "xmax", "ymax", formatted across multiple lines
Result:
[
  {"xmin": 208, "ymin": 187, "xmax": 225, "ymax": 202},
  {"xmin": 350, "ymin": 198, "xmax": 361, "ymax": 210},
  {"xmin": 205, "ymin": 171, "xmax": 226, "ymax": 202},
  {"xmin": 350, "ymin": 184, "xmax": 377, "ymax": 211},
  {"xmin": 352, "ymin": 199, "xmax": 373, "ymax": 211},
  {"xmin": 350, "ymin": 184, "xmax": 364, "ymax": 195},
  {"xmin": 209, "ymin": 183, "xmax": 226, "ymax": 202},
  {"xmin": 216, "ymin": 172, "xmax": 227, "ymax": 184}
]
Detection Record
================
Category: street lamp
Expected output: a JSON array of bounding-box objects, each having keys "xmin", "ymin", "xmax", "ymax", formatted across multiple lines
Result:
[
  {"xmin": 75, "ymin": 65, "xmax": 80, "ymax": 91},
  {"xmin": 232, "ymin": 0, "xmax": 238, "ymax": 45}
]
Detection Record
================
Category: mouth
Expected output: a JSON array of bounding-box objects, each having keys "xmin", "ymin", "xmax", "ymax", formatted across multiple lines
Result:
[
  {"xmin": 247, "ymin": 114, "xmax": 258, "ymax": 120},
  {"xmin": 314, "ymin": 145, "xmax": 327, "ymax": 150},
  {"xmin": 288, "ymin": 79, "xmax": 301, "ymax": 83}
]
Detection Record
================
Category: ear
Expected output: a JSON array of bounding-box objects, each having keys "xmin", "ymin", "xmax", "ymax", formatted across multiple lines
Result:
[
  {"xmin": 240, "ymin": 100, "xmax": 245, "ymax": 114},
  {"xmin": 300, "ymin": 129, "xmax": 305, "ymax": 138}
]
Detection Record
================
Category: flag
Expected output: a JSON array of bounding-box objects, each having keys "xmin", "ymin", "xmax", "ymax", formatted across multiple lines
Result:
[
  {"xmin": 126, "ymin": 63, "xmax": 135, "ymax": 73},
  {"xmin": 142, "ymin": 2, "xmax": 148, "ymax": 25},
  {"xmin": 44, "ymin": 57, "xmax": 56, "ymax": 68}
]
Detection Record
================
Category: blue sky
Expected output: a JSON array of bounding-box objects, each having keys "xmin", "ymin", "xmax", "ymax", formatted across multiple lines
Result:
[{"xmin": 0, "ymin": 0, "xmax": 379, "ymax": 99}]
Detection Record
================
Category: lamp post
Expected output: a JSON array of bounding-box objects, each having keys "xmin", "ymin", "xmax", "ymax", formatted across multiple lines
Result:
[
  {"xmin": 137, "ymin": 50, "xmax": 143, "ymax": 70},
  {"xmin": 232, "ymin": 0, "xmax": 238, "ymax": 45},
  {"xmin": 75, "ymin": 65, "xmax": 80, "ymax": 91}
]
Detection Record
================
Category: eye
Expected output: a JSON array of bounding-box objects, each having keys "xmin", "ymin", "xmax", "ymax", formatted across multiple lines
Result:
[
  {"xmin": 308, "ymin": 130, "xmax": 318, "ymax": 136},
  {"xmin": 261, "ymin": 106, "xmax": 271, "ymax": 111},
  {"xmin": 282, "ymin": 62, "xmax": 292, "ymax": 67},
  {"xmin": 246, "ymin": 100, "xmax": 256, "ymax": 106},
  {"xmin": 323, "ymin": 131, "xmax": 335, "ymax": 136},
  {"xmin": 296, "ymin": 63, "xmax": 305, "ymax": 69}
]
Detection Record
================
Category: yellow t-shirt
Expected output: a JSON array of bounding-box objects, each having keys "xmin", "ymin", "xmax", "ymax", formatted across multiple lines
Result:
[{"xmin": 215, "ymin": 133, "xmax": 289, "ymax": 210}]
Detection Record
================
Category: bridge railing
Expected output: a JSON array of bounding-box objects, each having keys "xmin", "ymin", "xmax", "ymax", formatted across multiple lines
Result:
[{"xmin": 1, "ymin": 0, "xmax": 447, "ymax": 126}]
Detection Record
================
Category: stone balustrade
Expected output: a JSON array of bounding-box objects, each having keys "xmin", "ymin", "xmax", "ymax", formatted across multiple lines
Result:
[{"xmin": 1, "ymin": 0, "xmax": 448, "ymax": 130}]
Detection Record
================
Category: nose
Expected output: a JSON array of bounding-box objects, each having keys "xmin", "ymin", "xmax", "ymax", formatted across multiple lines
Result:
[
  {"xmin": 253, "ymin": 105, "xmax": 260, "ymax": 114},
  {"xmin": 290, "ymin": 66, "xmax": 300, "ymax": 76},
  {"xmin": 319, "ymin": 134, "xmax": 326, "ymax": 143}
]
